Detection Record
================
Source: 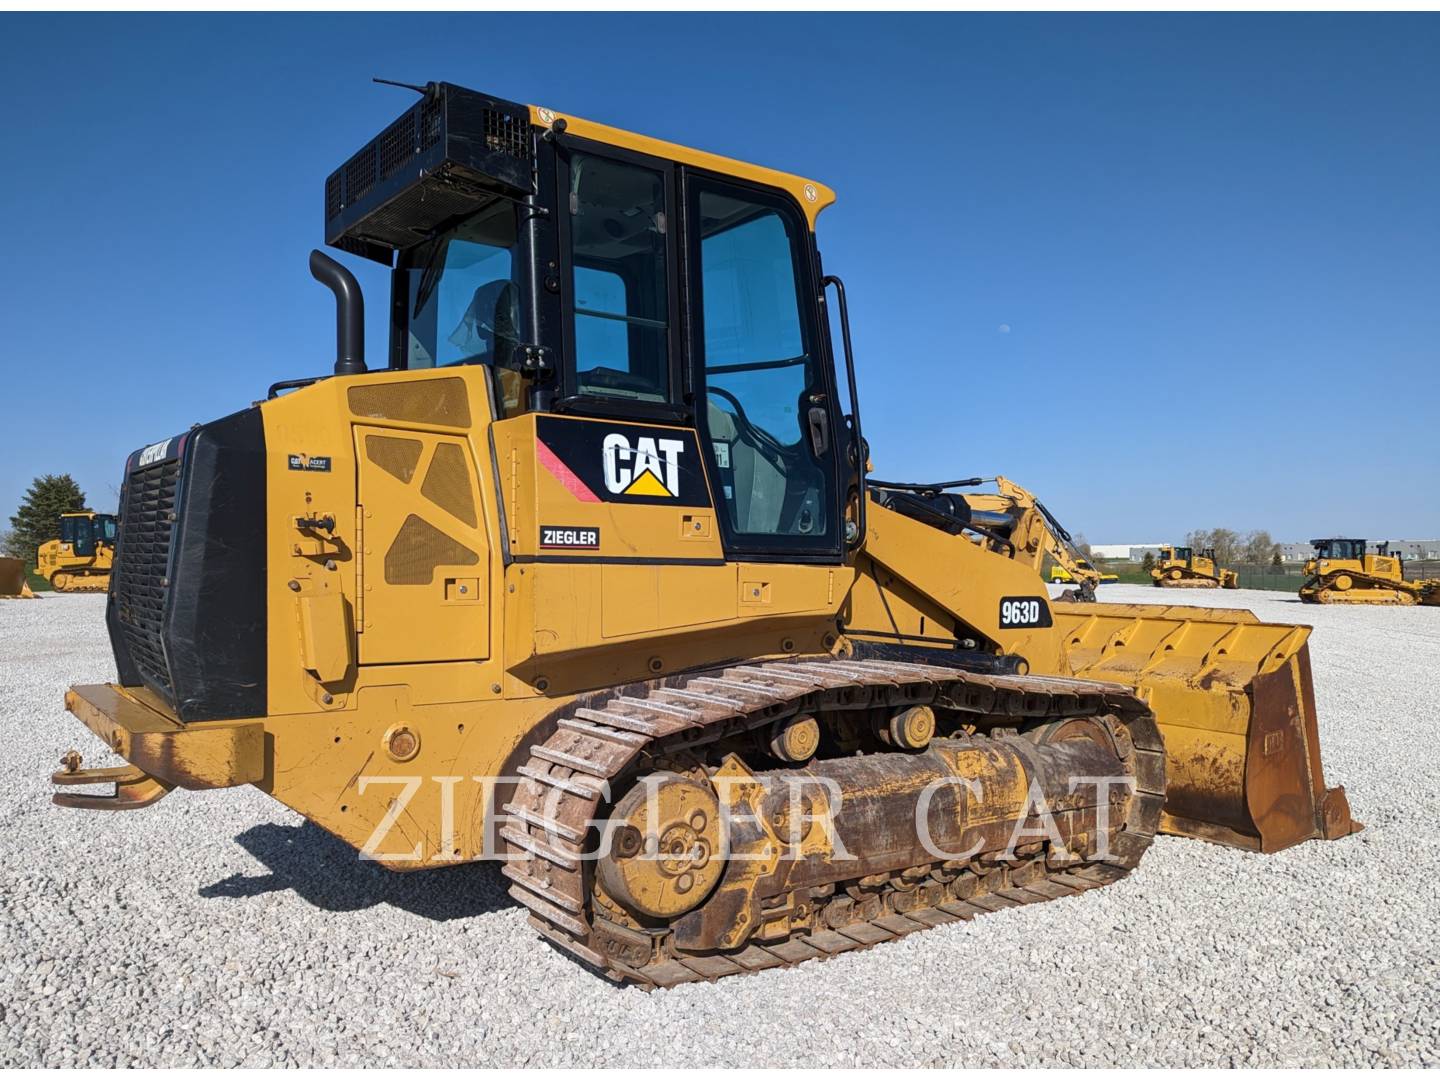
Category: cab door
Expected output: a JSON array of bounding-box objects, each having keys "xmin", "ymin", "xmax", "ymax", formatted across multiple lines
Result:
[{"xmin": 687, "ymin": 175, "xmax": 843, "ymax": 561}]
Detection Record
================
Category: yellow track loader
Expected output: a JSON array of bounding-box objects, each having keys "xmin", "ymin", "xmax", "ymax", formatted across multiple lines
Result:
[
  {"xmin": 1151, "ymin": 545, "xmax": 1238, "ymax": 589},
  {"xmin": 50, "ymin": 84, "xmax": 1358, "ymax": 987},
  {"xmin": 0, "ymin": 557, "xmax": 35, "ymax": 598},
  {"xmin": 1300, "ymin": 538, "xmax": 1440, "ymax": 606},
  {"xmin": 34, "ymin": 512, "xmax": 117, "ymax": 592}
]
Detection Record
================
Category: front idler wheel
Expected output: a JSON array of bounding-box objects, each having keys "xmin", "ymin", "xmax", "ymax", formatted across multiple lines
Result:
[{"xmin": 597, "ymin": 773, "xmax": 724, "ymax": 921}]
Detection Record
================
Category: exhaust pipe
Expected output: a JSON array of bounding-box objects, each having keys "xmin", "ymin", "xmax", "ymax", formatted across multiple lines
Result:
[{"xmin": 308, "ymin": 250, "xmax": 366, "ymax": 376}]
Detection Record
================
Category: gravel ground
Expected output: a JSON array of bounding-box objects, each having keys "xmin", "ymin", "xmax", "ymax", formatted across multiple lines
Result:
[{"xmin": 2, "ymin": 587, "xmax": 1437, "ymax": 1066}]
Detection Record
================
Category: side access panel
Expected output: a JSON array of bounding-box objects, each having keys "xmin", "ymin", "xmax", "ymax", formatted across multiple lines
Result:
[{"xmin": 355, "ymin": 424, "xmax": 491, "ymax": 664}]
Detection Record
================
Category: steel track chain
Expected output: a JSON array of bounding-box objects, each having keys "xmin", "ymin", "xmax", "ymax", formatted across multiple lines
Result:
[{"xmin": 501, "ymin": 656, "xmax": 1166, "ymax": 987}]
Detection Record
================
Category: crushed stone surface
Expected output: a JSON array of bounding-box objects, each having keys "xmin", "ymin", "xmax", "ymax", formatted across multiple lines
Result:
[{"xmin": 1, "ymin": 588, "xmax": 1436, "ymax": 1066}]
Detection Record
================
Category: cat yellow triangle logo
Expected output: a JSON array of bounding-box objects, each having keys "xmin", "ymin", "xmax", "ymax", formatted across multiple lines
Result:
[{"xmin": 622, "ymin": 469, "xmax": 674, "ymax": 497}]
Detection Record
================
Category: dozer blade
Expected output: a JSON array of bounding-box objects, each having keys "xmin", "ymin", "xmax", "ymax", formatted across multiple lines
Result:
[
  {"xmin": 0, "ymin": 557, "xmax": 34, "ymax": 598},
  {"xmin": 1050, "ymin": 601, "xmax": 1360, "ymax": 853}
]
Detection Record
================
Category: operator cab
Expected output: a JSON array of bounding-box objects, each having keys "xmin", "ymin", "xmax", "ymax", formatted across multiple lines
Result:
[
  {"xmin": 1311, "ymin": 539, "xmax": 1367, "ymax": 561},
  {"xmin": 326, "ymin": 82, "xmax": 853, "ymax": 563},
  {"xmin": 59, "ymin": 513, "xmax": 117, "ymax": 558}
]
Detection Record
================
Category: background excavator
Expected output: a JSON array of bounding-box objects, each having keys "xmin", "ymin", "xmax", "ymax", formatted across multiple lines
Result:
[
  {"xmin": 50, "ymin": 83, "xmax": 1358, "ymax": 987},
  {"xmin": 1151, "ymin": 545, "xmax": 1238, "ymax": 589},
  {"xmin": 34, "ymin": 512, "xmax": 117, "ymax": 593},
  {"xmin": 869, "ymin": 475, "xmax": 1115, "ymax": 602},
  {"xmin": 1301, "ymin": 538, "xmax": 1440, "ymax": 606}
]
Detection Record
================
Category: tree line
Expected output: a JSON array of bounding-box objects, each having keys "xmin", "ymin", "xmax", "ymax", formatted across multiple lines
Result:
[
  {"xmin": 1, "ymin": 474, "xmax": 92, "ymax": 565},
  {"xmin": 1184, "ymin": 529, "xmax": 1283, "ymax": 567},
  {"xmin": 1076, "ymin": 529, "xmax": 1283, "ymax": 569}
]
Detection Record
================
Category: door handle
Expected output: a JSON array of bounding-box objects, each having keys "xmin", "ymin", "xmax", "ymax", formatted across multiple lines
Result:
[{"xmin": 807, "ymin": 406, "xmax": 831, "ymax": 458}]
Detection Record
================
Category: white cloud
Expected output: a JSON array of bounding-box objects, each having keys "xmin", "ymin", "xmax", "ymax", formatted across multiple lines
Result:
[{"xmin": 997, "ymin": 324, "xmax": 1011, "ymax": 334}]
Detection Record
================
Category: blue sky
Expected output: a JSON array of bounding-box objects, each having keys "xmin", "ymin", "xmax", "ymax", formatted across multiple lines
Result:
[{"xmin": 2, "ymin": 13, "xmax": 1436, "ymax": 542}]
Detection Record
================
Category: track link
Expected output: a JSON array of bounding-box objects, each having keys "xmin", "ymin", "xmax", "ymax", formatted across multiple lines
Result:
[
  {"xmin": 1300, "ymin": 573, "xmax": 1432, "ymax": 605},
  {"xmin": 50, "ymin": 573, "xmax": 110, "ymax": 594},
  {"xmin": 503, "ymin": 656, "xmax": 1165, "ymax": 987}
]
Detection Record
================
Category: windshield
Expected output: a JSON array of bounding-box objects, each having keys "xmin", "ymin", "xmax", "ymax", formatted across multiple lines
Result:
[
  {"xmin": 60, "ymin": 514, "xmax": 113, "ymax": 553},
  {"xmin": 402, "ymin": 199, "xmax": 521, "ymax": 373},
  {"xmin": 1318, "ymin": 540, "xmax": 1363, "ymax": 559}
]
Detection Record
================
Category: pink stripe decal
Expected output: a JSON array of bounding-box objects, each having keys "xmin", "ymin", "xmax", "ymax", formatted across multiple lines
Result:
[{"xmin": 536, "ymin": 437, "xmax": 601, "ymax": 503}]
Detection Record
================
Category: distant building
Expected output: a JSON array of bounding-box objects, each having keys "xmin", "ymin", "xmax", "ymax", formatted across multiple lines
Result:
[
  {"xmin": 1276, "ymin": 539, "xmax": 1440, "ymax": 561},
  {"xmin": 1091, "ymin": 544, "xmax": 1166, "ymax": 563},
  {"xmin": 1376, "ymin": 539, "xmax": 1440, "ymax": 560},
  {"xmin": 1277, "ymin": 543, "xmax": 1313, "ymax": 563}
]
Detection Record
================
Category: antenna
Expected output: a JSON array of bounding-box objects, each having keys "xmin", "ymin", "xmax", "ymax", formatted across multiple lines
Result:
[{"xmin": 372, "ymin": 77, "xmax": 431, "ymax": 96}]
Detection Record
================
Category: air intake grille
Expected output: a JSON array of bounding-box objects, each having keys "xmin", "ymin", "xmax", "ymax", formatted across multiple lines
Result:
[
  {"xmin": 348, "ymin": 377, "xmax": 471, "ymax": 427},
  {"xmin": 112, "ymin": 459, "xmax": 180, "ymax": 695},
  {"xmin": 484, "ymin": 109, "xmax": 531, "ymax": 160},
  {"xmin": 385, "ymin": 514, "xmax": 478, "ymax": 585},
  {"xmin": 343, "ymin": 143, "xmax": 379, "ymax": 210},
  {"xmin": 377, "ymin": 111, "xmax": 419, "ymax": 181},
  {"xmin": 421, "ymin": 443, "xmax": 477, "ymax": 527}
]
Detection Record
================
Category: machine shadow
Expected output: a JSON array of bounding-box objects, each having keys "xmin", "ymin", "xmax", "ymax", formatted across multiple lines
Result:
[{"xmin": 198, "ymin": 821, "xmax": 515, "ymax": 921}]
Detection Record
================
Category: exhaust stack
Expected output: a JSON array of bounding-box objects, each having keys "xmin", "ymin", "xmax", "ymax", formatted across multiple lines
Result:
[{"xmin": 308, "ymin": 250, "xmax": 366, "ymax": 376}]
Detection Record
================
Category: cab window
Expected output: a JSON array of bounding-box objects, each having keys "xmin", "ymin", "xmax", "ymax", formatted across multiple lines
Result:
[
  {"xmin": 567, "ymin": 152, "xmax": 672, "ymax": 402},
  {"xmin": 692, "ymin": 179, "xmax": 837, "ymax": 554},
  {"xmin": 403, "ymin": 200, "xmax": 520, "ymax": 372}
]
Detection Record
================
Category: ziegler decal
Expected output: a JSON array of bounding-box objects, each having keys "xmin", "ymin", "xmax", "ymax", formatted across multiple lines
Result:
[
  {"xmin": 534, "ymin": 416, "xmax": 711, "ymax": 507},
  {"xmin": 540, "ymin": 525, "xmax": 600, "ymax": 550},
  {"xmin": 998, "ymin": 596, "xmax": 1053, "ymax": 629}
]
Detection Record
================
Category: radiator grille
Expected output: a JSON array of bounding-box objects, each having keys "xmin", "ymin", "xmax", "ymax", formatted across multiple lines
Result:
[{"xmin": 112, "ymin": 459, "xmax": 181, "ymax": 695}]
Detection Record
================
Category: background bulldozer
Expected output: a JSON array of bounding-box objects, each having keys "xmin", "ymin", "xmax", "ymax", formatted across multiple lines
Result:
[
  {"xmin": 35, "ymin": 512, "xmax": 117, "ymax": 593},
  {"xmin": 1151, "ymin": 545, "xmax": 1238, "ymax": 589},
  {"xmin": 1301, "ymin": 538, "xmax": 1440, "ymax": 606},
  {"xmin": 50, "ymin": 83, "xmax": 1358, "ymax": 988}
]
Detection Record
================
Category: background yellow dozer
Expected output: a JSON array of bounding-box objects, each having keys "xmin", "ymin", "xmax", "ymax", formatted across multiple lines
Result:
[
  {"xmin": 34, "ymin": 512, "xmax": 116, "ymax": 593},
  {"xmin": 1301, "ymin": 538, "xmax": 1440, "ymax": 606},
  {"xmin": 1151, "ymin": 545, "xmax": 1239, "ymax": 589}
]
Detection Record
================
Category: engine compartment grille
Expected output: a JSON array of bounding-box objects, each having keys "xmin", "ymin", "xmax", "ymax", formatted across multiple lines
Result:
[{"xmin": 112, "ymin": 458, "xmax": 180, "ymax": 696}]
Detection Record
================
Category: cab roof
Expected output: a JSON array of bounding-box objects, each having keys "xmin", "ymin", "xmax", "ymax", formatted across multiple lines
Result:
[{"xmin": 526, "ymin": 102, "xmax": 836, "ymax": 228}]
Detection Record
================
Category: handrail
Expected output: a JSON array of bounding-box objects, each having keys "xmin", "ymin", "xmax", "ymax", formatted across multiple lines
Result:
[{"xmin": 822, "ymin": 274, "xmax": 866, "ymax": 550}]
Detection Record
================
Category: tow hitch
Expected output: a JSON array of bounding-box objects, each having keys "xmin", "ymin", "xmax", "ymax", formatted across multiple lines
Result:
[{"xmin": 52, "ymin": 750, "xmax": 174, "ymax": 810}]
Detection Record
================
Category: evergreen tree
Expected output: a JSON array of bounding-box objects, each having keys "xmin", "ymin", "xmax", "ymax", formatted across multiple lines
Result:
[
  {"xmin": 9, "ymin": 475, "xmax": 89, "ymax": 566},
  {"xmin": 1141, "ymin": 551, "xmax": 1156, "ymax": 573}
]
